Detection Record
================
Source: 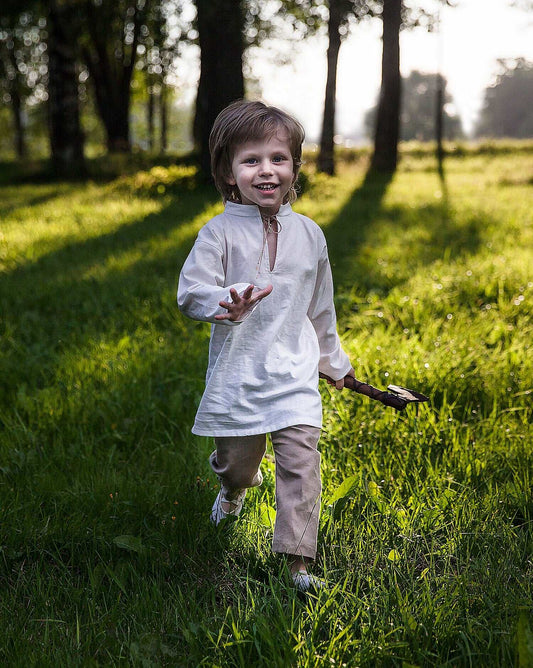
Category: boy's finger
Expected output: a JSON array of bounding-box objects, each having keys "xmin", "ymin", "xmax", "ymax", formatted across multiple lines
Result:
[{"xmin": 256, "ymin": 284, "xmax": 273, "ymax": 299}]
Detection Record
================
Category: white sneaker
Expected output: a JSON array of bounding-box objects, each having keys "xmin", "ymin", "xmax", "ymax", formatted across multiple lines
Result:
[
  {"xmin": 292, "ymin": 570, "xmax": 327, "ymax": 593},
  {"xmin": 210, "ymin": 487, "xmax": 247, "ymax": 526}
]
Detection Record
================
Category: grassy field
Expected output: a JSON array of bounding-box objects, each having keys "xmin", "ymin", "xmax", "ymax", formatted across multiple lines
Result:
[{"xmin": 0, "ymin": 144, "xmax": 532, "ymax": 666}]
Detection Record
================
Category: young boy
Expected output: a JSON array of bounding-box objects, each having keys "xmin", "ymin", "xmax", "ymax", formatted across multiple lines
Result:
[{"xmin": 178, "ymin": 100, "xmax": 354, "ymax": 591}]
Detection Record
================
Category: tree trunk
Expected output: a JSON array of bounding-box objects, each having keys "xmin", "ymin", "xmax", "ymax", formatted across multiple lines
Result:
[
  {"xmin": 194, "ymin": 0, "xmax": 245, "ymax": 178},
  {"xmin": 435, "ymin": 72, "xmax": 445, "ymax": 176},
  {"xmin": 4, "ymin": 44, "xmax": 27, "ymax": 159},
  {"xmin": 160, "ymin": 80, "xmax": 167, "ymax": 153},
  {"xmin": 147, "ymin": 80, "xmax": 155, "ymax": 152},
  {"xmin": 10, "ymin": 86, "xmax": 26, "ymax": 159},
  {"xmin": 317, "ymin": 0, "xmax": 343, "ymax": 175},
  {"xmin": 47, "ymin": 0, "xmax": 86, "ymax": 177},
  {"xmin": 82, "ymin": 0, "xmax": 144, "ymax": 153},
  {"xmin": 371, "ymin": 0, "xmax": 402, "ymax": 172}
]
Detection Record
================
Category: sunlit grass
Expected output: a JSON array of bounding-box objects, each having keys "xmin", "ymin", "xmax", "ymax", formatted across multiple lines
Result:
[{"xmin": 0, "ymin": 145, "xmax": 532, "ymax": 666}]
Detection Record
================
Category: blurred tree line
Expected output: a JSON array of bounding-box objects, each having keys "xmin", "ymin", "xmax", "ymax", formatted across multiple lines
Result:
[
  {"xmin": 0, "ymin": 0, "xmax": 531, "ymax": 179},
  {"xmin": 475, "ymin": 58, "xmax": 533, "ymax": 139},
  {"xmin": 364, "ymin": 70, "xmax": 463, "ymax": 141}
]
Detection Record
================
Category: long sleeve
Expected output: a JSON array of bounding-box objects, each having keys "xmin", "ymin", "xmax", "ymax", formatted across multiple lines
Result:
[
  {"xmin": 177, "ymin": 229, "xmax": 251, "ymax": 326},
  {"xmin": 307, "ymin": 244, "xmax": 352, "ymax": 380}
]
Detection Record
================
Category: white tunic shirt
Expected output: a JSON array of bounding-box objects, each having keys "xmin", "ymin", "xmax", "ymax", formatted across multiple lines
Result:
[{"xmin": 177, "ymin": 201, "xmax": 352, "ymax": 436}]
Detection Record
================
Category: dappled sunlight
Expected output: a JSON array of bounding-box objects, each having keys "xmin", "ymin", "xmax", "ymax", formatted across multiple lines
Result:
[
  {"xmin": 0, "ymin": 184, "xmax": 220, "ymax": 432},
  {"xmin": 15, "ymin": 317, "xmax": 209, "ymax": 439},
  {"xmin": 1, "ymin": 190, "xmax": 219, "ymax": 293},
  {"xmin": 0, "ymin": 182, "xmax": 78, "ymax": 219},
  {"xmin": 302, "ymin": 149, "xmax": 533, "ymax": 423},
  {"xmin": 1, "ymin": 186, "xmax": 164, "ymax": 272},
  {"xmin": 0, "ymin": 165, "xmax": 221, "ymax": 275},
  {"xmin": 79, "ymin": 200, "xmax": 223, "ymax": 282}
]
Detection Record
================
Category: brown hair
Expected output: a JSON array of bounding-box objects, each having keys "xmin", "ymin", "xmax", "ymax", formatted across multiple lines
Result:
[{"xmin": 209, "ymin": 100, "xmax": 305, "ymax": 204}]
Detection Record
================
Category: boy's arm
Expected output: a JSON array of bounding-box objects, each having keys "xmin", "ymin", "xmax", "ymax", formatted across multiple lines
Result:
[
  {"xmin": 307, "ymin": 244, "xmax": 353, "ymax": 383},
  {"xmin": 178, "ymin": 236, "xmax": 270, "ymax": 325}
]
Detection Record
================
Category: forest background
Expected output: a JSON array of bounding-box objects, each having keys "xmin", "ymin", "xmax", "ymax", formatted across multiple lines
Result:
[{"xmin": 1, "ymin": 0, "xmax": 532, "ymax": 174}]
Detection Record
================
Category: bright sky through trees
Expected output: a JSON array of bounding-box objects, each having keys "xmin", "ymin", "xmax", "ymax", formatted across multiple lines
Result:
[
  {"xmin": 255, "ymin": 0, "xmax": 533, "ymax": 140},
  {"xmin": 175, "ymin": 0, "xmax": 532, "ymax": 141}
]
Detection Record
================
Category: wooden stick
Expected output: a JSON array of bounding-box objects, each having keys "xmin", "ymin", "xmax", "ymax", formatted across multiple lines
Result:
[{"xmin": 319, "ymin": 373, "xmax": 429, "ymax": 412}]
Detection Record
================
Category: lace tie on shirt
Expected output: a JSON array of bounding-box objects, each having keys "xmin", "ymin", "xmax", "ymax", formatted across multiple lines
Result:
[{"xmin": 256, "ymin": 215, "xmax": 282, "ymax": 276}]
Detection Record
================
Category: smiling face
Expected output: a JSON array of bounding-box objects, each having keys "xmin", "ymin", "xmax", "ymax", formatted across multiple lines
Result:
[{"xmin": 227, "ymin": 134, "xmax": 295, "ymax": 217}]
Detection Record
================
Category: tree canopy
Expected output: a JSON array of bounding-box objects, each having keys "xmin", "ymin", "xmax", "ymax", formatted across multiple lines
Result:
[{"xmin": 0, "ymin": 0, "xmax": 530, "ymax": 173}]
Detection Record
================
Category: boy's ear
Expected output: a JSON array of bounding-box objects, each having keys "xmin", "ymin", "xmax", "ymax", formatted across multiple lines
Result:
[{"xmin": 227, "ymin": 172, "xmax": 236, "ymax": 186}]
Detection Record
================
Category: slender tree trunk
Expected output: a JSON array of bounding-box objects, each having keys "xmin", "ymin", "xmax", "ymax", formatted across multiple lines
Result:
[
  {"xmin": 47, "ymin": 0, "xmax": 86, "ymax": 176},
  {"xmin": 371, "ymin": 0, "xmax": 402, "ymax": 172},
  {"xmin": 83, "ymin": 52, "xmax": 132, "ymax": 152},
  {"xmin": 435, "ymin": 72, "xmax": 445, "ymax": 176},
  {"xmin": 194, "ymin": 0, "xmax": 245, "ymax": 178},
  {"xmin": 10, "ymin": 87, "xmax": 26, "ymax": 159},
  {"xmin": 5, "ymin": 46, "xmax": 27, "ymax": 159},
  {"xmin": 317, "ymin": 0, "xmax": 343, "ymax": 175},
  {"xmin": 160, "ymin": 80, "xmax": 167, "ymax": 153},
  {"xmin": 147, "ymin": 80, "xmax": 155, "ymax": 152}
]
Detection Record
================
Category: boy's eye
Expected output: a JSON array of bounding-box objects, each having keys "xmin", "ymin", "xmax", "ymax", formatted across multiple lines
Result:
[{"xmin": 241, "ymin": 154, "xmax": 289, "ymax": 165}]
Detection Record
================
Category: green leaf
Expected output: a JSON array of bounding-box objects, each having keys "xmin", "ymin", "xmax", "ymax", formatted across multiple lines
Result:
[
  {"xmin": 327, "ymin": 475, "xmax": 359, "ymax": 506},
  {"xmin": 112, "ymin": 535, "xmax": 145, "ymax": 554}
]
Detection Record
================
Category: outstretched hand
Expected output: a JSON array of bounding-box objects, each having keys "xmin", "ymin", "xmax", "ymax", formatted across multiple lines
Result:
[{"xmin": 215, "ymin": 284, "xmax": 273, "ymax": 322}]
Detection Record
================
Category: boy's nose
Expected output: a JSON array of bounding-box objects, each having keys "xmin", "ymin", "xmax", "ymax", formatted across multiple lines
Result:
[{"xmin": 259, "ymin": 160, "xmax": 273, "ymax": 175}]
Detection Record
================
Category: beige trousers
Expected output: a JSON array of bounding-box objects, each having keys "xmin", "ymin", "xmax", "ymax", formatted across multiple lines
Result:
[{"xmin": 210, "ymin": 425, "xmax": 322, "ymax": 560}]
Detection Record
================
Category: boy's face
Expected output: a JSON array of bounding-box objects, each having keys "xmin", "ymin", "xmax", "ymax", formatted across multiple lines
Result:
[{"xmin": 227, "ymin": 133, "xmax": 295, "ymax": 216}]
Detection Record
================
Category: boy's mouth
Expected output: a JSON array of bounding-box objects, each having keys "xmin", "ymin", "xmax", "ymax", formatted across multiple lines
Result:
[{"xmin": 255, "ymin": 183, "xmax": 278, "ymax": 192}]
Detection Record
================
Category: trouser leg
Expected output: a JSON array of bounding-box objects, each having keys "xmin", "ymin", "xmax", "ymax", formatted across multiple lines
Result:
[
  {"xmin": 270, "ymin": 425, "xmax": 322, "ymax": 561},
  {"xmin": 210, "ymin": 433, "xmax": 266, "ymax": 493}
]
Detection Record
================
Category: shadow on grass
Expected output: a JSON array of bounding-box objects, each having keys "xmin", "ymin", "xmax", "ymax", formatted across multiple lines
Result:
[
  {"xmin": 0, "ymin": 180, "xmax": 223, "ymax": 581},
  {"xmin": 1, "ymin": 180, "xmax": 217, "ymax": 290},
  {"xmin": 324, "ymin": 165, "xmax": 481, "ymax": 307},
  {"xmin": 0, "ymin": 186, "xmax": 78, "ymax": 219},
  {"xmin": 324, "ymin": 168, "xmax": 393, "ymax": 294},
  {"xmin": 1, "ymin": 163, "xmax": 485, "ymax": 423},
  {"xmin": 0, "ymin": 182, "xmax": 219, "ymax": 406}
]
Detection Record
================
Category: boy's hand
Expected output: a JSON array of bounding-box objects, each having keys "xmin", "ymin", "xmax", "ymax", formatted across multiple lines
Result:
[
  {"xmin": 326, "ymin": 368, "xmax": 356, "ymax": 391},
  {"xmin": 215, "ymin": 284, "xmax": 273, "ymax": 322}
]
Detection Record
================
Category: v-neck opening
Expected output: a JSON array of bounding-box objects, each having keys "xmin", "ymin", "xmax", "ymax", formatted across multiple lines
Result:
[{"xmin": 264, "ymin": 216, "xmax": 279, "ymax": 272}]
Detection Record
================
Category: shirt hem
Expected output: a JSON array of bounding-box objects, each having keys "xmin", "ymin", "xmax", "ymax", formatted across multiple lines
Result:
[{"xmin": 191, "ymin": 414, "xmax": 323, "ymax": 438}]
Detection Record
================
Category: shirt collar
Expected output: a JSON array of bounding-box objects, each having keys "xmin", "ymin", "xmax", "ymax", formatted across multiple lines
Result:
[{"xmin": 224, "ymin": 202, "xmax": 292, "ymax": 218}]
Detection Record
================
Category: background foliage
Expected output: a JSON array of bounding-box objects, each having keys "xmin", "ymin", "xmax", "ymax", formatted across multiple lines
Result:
[{"xmin": 0, "ymin": 1, "xmax": 531, "ymax": 168}]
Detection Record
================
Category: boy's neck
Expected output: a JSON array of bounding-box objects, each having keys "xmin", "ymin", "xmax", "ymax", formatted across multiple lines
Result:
[{"xmin": 260, "ymin": 207, "xmax": 280, "ymax": 217}]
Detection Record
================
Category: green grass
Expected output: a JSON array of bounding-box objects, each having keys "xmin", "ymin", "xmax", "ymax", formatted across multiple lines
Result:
[{"xmin": 1, "ymin": 144, "xmax": 532, "ymax": 666}]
